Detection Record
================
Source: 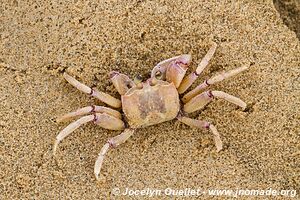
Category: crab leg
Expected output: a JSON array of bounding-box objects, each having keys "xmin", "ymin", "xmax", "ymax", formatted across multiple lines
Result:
[
  {"xmin": 53, "ymin": 113, "xmax": 125, "ymax": 155},
  {"xmin": 63, "ymin": 73, "xmax": 121, "ymax": 108},
  {"xmin": 178, "ymin": 42, "xmax": 217, "ymax": 94},
  {"xmin": 94, "ymin": 128, "xmax": 134, "ymax": 180},
  {"xmin": 177, "ymin": 116, "xmax": 222, "ymax": 152},
  {"xmin": 182, "ymin": 66, "xmax": 248, "ymax": 103},
  {"xmin": 183, "ymin": 90, "xmax": 246, "ymax": 113},
  {"xmin": 151, "ymin": 55, "xmax": 191, "ymax": 86},
  {"xmin": 56, "ymin": 105, "xmax": 122, "ymax": 122},
  {"xmin": 110, "ymin": 71, "xmax": 135, "ymax": 95}
]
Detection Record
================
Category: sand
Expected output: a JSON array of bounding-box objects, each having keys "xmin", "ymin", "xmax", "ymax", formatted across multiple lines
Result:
[
  {"xmin": 0, "ymin": 0, "xmax": 299, "ymax": 199},
  {"xmin": 274, "ymin": 0, "xmax": 300, "ymax": 39}
]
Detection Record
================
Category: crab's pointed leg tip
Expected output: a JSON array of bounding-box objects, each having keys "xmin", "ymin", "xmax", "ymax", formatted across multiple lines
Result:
[
  {"xmin": 53, "ymin": 140, "xmax": 59, "ymax": 155},
  {"xmin": 216, "ymin": 142, "xmax": 223, "ymax": 152},
  {"xmin": 241, "ymin": 102, "xmax": 247, "ymax": 111},
  {"xmin": 95, "ymin": 174, "xmax": 99, "ymax": 181},
  {"xmin": 182, "ymin": 54, "xmax": 192, "ymax": 62},
  {"xmin": 63, "ymin": 72, "xmax": 68, "ymax": 78},
  {"xmin": 95, "ymin": 174, "xmax": 104, "ymax": 182},
  {"xmin": 56, "ymin": 117, "xmax": 63, "ymax": 123},
  {"xmin": 95, "ymin": 174, "xmax": 107, "ymax": 183},
  {"xmin": 239, "ymin": 65, "xmax": 249, "ymax": 72}
]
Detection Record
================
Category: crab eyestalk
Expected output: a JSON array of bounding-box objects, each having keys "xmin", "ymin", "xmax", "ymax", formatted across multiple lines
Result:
[{"xmin": 149, "ymin": 77, "xmax": 158, "ymax": 86}]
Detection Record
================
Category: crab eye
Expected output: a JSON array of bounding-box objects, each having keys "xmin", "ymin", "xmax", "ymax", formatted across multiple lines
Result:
[{"xmin": 134, "ymin": 74, "xmax": 143, "ymax": 84}]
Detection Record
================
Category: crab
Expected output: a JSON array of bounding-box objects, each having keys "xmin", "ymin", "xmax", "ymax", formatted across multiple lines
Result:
[{"xmin": 53, "ymin": 42, "xmax": 248, "ymax": 180}]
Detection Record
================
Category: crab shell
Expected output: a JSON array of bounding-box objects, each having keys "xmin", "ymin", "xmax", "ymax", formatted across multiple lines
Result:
[{"xmin": 121, "ymin": 79, "xmax": 180, "ymax": 128}]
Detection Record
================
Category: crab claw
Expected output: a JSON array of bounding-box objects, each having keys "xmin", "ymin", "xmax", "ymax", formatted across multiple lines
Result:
[
  {"xmin": 151, "ymin": 54, "xmax": 191, "ymax": 86},
  {"xmin": 166, "ymin": 55, "xmax": 191, "ymax": 87},
  {"xmin": 110, "ymin": 71, "xmax": 135, "ymax": 95}
]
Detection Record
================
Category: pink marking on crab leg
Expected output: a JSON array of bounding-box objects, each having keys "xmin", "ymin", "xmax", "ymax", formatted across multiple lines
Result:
[
  {"xmin": 63, "ymin": 73, "xmax": 121, "ymax": 108},
  {"xmin": 183, "ymin": 91, "xmax": 214, "ymax": 113},
  {"xmin": 178, "ymin": 42, "xmax": 217, "ymax": 94},
  {"xmin": 56, "ymin": 105, "xmax": 122, "ymax": 122},
  {"xmin": 53, "ymin": 113, "xmax": 125, "ymax": 155},
  {"xmin": 110, "ymin": 71, "xmax": 135, "ymax": 95},
  {"xmin": 182, "ymin": 65, "xmax": 248, "ymax": 103},
  {"xmin": 94, "ymin": 128, "xmax": 134, "ymax": 180},
  {"xmin": 177, "ymin": 116, "xmax": 222, "ymax": 152}
]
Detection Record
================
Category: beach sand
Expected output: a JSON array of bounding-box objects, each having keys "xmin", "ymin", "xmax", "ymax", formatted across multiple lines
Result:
[{"xmin": 0, "ymin": 0, "xmax": 299, "ymax": 199}]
